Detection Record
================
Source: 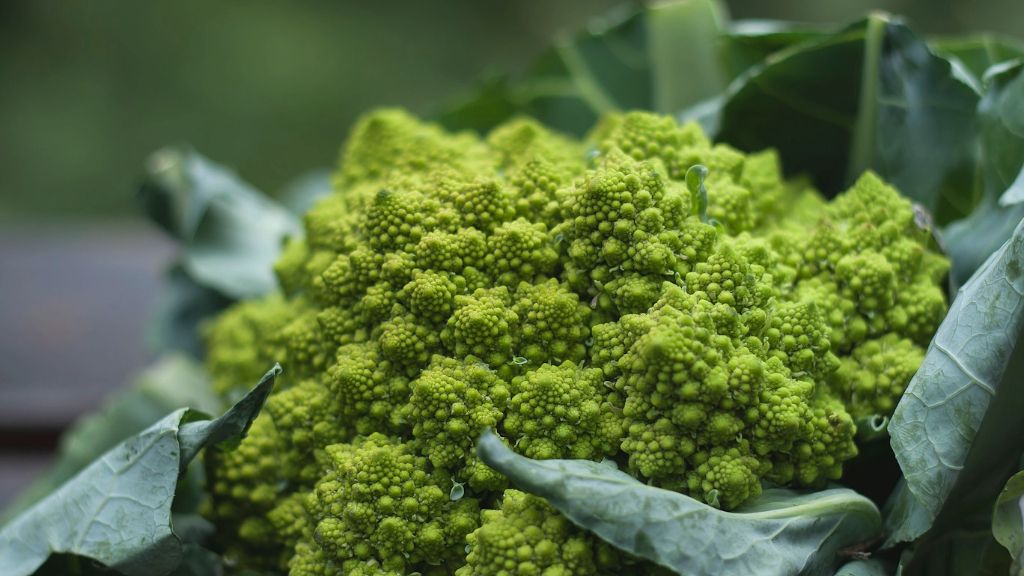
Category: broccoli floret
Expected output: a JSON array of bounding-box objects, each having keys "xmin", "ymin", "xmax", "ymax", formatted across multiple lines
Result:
[
  {"xmin": 830, "ymin": 334, "xmax": 925, "ymax": 418},
  {"xmin": 512, "ymin": 279, "xmax": 591, "ymax": 365},
  {"xmin": 457, "ymin": 490, "xmax": 599, "ymax": 576},
  {"xmin": 202, "ymin": 109, "xmax": 951, "ymax": 569},
  {"xmin": 441, "ymin": 287, "xmax": 519, "ymax": 370},
  {"xmin": 203, "ymin": 293, "xmax": 296, "ymax": 396},
  {"xmin": 401, "ymin": 356, "xmax": 509, "ymax": 490},
  {"xmin": 308, "ymin": 434, "xmax": 480, "ymax": 574},
  {"xmin": 505, "ymin": 361, "xmax": 622, "ymax": 460},
  {"xmin": 485, "ymin": 218, "xmax": 560, "ymax": 285},
  {"xmin": 326, "ymin": 342, "xmax": 409, "ymax": 435}
]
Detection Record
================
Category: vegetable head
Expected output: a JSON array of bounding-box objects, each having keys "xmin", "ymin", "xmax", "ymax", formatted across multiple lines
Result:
[{"xmin": 203, "ymin": 108, "xmax": 948, "ymax": 572}]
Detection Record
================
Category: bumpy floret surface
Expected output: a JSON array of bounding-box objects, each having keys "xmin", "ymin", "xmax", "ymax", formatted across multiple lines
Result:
[{"xmin": 203, "ymin": 108, "xmax": 949, "ymax": 573}]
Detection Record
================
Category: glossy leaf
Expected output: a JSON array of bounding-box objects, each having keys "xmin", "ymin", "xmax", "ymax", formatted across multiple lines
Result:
[
  {"xmin": 0, "ymin": 365, "xmax": 280, "ymax": 576},
  {"xmin": 476, "ymin": 431, "xmax": 881, "ymax": 576}
]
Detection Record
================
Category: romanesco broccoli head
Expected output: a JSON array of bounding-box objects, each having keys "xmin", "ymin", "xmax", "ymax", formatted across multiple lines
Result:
[{"xmin": 202, "ymin": 108, "xmax": 949, "ymax": 573}]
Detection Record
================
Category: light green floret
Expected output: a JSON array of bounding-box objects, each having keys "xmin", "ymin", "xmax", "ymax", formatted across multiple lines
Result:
[
  {"xmin": 765, "ymin": 301, "xmax": 839, "ymax": 381},
  {"xmin": 512, "ymin": 279, "xmax": 592, "ymax": 365},
  {"xmin": 202, "ymin": 294, "xmax": 306, "ymax": 396},
  {"xmin": 326, "ymin": 342, "xmax": 409, "ymax": 435},
  {"xmin": 401, "ymin": 356, "xmax": 509, "ymax": 490},
  {"xmin": 457, "ymin": 490, "xmax": 599, "ymax": 576},
  {"xmin": 336, "ymin": 108, "xmax": 491, "ymax": 188},
  {"xmin": 201, "ymin": 108, "xmax": 952, "ymax": 569},
  {"xmin": 615, "ymin": 284, "xmax": 856, "ymax": 504},
  {"xmin": 830, "ymin": 334, "xmax": 926, "ymax": 418},
  {"xmin": 505, "ymin": 361, "xmax": 623, "ymax": 460},
  {"xmin": 308, "ymin": 434, "xmax": 480, "ymax": 575},
  {"xmin": 560, "ymin": 149, "xmax": 713, "ymax": 316},
  {"xmin": 485, "ymin": 218, "xmax": 560, "ymax": 285},
  {"xmin": 442, "ymin": 287, "xmax": 519, "ymax": 369}
]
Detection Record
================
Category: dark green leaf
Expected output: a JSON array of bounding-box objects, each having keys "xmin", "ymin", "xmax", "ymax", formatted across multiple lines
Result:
[
  {"xmin": 439, "ymin": 0, "xmax": 802, "ymax": 136},
  {"xmin": 139, "ymin": 146, "xmax": 299, "ymax": 300},
  {"xmin": 887, "ymin": 215, "xmax": 1024, "ymax": 544},
  {"xmin": 894, "ymin": 520, "xmax": 1011, "ymax": 576},
  {"xmin": 724, "ymin": 20, "xmax": 825, "ymax": 75},
  {"xmin": 852, "ymin": 22, "xmax": 980, "ymax": 223},
  {"xmin": 943, "ymin": 62, "xmax": 1024, "ymax": 285},
  {"xmin": 435, "ymin": 74, "xmax": 522, "ymax": 134},
  {"xmin": 476, "ymin": 431, "xmax": 881, "ymax": 576},
  {"xmin": 993, "ymin": 469, "xmax": 1024, "ymax": 573},
  {"xmin": 930, "ymin": 34, "xmax": 1024, "ymax": 84},
  {"xmin": 168, "ymin": 545, "xmax": 223, "ymax": 576},
  {"xmin": 0, "ymin": 365, "xmax": 280, "ymax": 576},
  {"xmin": 706, "ymin": 17, "xmax": 980, "ymax": 224},
  {"xmin": 702, "ymin": 18, "xmax": 867, "ymax": 195}
]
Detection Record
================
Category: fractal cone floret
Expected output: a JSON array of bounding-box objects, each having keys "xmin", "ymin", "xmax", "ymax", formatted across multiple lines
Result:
[{"xmin": 202, "ymin": 109, "xmax": 949, "ymax": 574}]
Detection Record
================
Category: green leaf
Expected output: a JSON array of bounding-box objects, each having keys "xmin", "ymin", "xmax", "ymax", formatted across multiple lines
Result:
[
  {"xmin": 140, "ymin": 146, "xmax": 299, "ymax": 300},
  {"xmin": 148, "ymin": 267, "xmax": 234, "ymax": 358},
  {"xmin": 881, "ymin": 481, "xmax": 934, "ymax": 547},
  {"xmin": 993, "ymin": 469, "xmax": 1024, "ymax": 573},
  {"xmin": 698, "ymin": 18, "xmax": 867, "ymax": 194},
  {"xmin": 893, "ymin": 518, "xmax": 1011, "ymax": 576},
  {"xmin": 476, "ymin": 431, "xmax": 881, "ymax": 576},
  {"xmin": 943, "ymin": 62, "xmax": 1024, "ymax": 285},
  {"xmin": 706, "ymin": 16, "xmax": 980, "ymax": 224},
  {"xmin": 930, "ymin": 34, "xmax": 1024, "ymax": 84},
  {"xmin": 851, "ymin": 21, "xmax": 980, "ymax": 223},
  {"xmin": 438, "ymin": 0, "xmax": 814, "ymax": 136},
  {"xmin": 887, "ymin": 215, "xmax": 1024, "ymax": 545},
  {"xmin": 0, "ymin": 365, "xmax": 280, "ymax": 576},
  {"xmin": 1, "ymin": 355, "xmax": 220, "ymax": 524}
]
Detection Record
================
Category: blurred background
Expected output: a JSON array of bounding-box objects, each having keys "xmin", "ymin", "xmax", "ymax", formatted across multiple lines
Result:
[{"xmin": 2, "ymin": 0, "xmax": 1023, "ymax": 507}]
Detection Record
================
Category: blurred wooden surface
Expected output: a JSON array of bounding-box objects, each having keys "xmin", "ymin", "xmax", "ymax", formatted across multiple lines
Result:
[{"xmin": 0, "ymin": 221, "xmax": 173, "ymax": 507}]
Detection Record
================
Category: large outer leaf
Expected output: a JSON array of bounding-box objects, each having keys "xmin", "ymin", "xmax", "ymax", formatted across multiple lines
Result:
[
  {"xmin": 0, "ymin": 365, "xmax": 280, "ymax": 576},
  {"xmin": 887, "ymin": 215, "xmax": 1024, "ymax": 545},
  {"xmin": 437, "ymin": 0, "xmax": 816, "ymax": 136},
  {"xmin": 944, "ymin": 63, "xmax": 1024, "ymax": 285},
  {"xmin": 708, "ymin": 16, "xmax": 980, "ymax": 223},
  {"xmin": 852, "ymin": 22, "xmax": 980, "ymax": 222},
  {"xmin": 140, "ymin": 147, "xmax": 298, "ymax": 299},
  {"xmin": 476, "ymin": 432, "xmax": 881, "ymax": 576},
  {"xmin": 140, "ymin": 147, "xmax": 300, "ymax": 356},
  {"xmin": 1, "ymin": 355, "xmax": 219, "ymax": 524}
]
